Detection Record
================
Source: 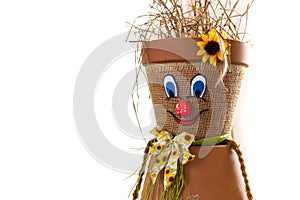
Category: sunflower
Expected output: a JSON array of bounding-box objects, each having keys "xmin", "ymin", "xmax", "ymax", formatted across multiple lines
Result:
[
  {"xmin": 181, "ymin": 151, "xmax": 196, "ymax": 164},
  {"xmin": 185, "ymin": 154, "xmax": 195, "ymax": 163},
  {"xmin": 166, "ymin": 174, "xmax": 176, "ymax": 186},
  {"xmin": 154, "ymin": 143, "xmax": 163, "ymax": 152},
  {"xmin": 152, "ymin": 127, "xmax": 160, "ymax": 137},
  {"xmin": 196, "ymin": 29, "xmax": 227, "ymax": 66},
  {"xmin": 164, "ymin": 166, "xmax": 172, "ymax": 177},
  {"xmin": 170, "ymin": 149, "xmax": 179, "ymax": 159},
  {"xmin": 160, "ymin": 151, "xmax": 170, "ymax": 165},
  {"xmin": 154, "ymin": 151, "xmax": 170, "ymax": 167},
  {"xmin": 181, "ymin": 132, "xmax": 195, "ymax": 146},
  {"xmin": 154, "ymin": 157, "xmax": 162, "ymax": 166}
]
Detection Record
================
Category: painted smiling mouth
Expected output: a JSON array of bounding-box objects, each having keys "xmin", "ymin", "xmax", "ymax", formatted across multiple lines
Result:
[{"xmin": 167, "ymin": 109, "xmax": 209, "ymax": 125}]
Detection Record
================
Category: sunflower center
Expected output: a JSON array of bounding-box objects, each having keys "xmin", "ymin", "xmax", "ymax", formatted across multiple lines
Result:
[
  {"xmin": 168, "ymin": 176, "xmax": 174, "ymax": 182},
  {"xmin": 204, "ymin": 41, "xmax": 220, "ymax": 55},
  {"xmin": 162, "ymin": 156, "xmax": 167, "ymax": 162},
  {"xmin": 185, "ymin": 135, "xmax": 191, "ymax": 141}
]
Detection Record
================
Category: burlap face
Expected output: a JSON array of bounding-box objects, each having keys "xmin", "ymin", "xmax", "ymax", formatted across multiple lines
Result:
[{"xmin": 145, "ymin": 62, "xmax": 245, "ymax": 139}]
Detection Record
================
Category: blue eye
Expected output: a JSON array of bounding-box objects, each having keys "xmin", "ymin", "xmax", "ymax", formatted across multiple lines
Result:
[
  {"xmin": 191, "ymin": 75, "xmax": 206, "ymax": 98},
  {"xmin": 163, "ymin": 75, "xmax": 177, "ymax": 98}
]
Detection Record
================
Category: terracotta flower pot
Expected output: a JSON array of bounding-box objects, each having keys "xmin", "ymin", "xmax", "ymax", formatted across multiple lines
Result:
[
  {"xmin": 138, "ymin": 38, "xmax": 251, "ymax": 200},
  {"xmin": 142, "ymin": 38, "xmax": 248, "ymax": 139},
  {"xmin": 142, "ymin": 146, "xmax": 248, "ymax": 200}
]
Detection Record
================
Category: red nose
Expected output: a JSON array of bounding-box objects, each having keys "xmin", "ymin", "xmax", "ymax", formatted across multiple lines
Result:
[{"xmin": 175, "ymin": 100, "xmax": 192, "ymax": 118}]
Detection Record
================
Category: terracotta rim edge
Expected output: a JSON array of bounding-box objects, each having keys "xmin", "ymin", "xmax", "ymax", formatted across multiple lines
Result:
[{"xmin": 141, "ymin": 38, "xmax": 249, "ymax": 67}]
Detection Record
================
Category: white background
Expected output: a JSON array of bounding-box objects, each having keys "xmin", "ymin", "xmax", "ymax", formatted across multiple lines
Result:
[{"xmin": 1, "ymin": 0, "xmax": 300, "ymax": 199}]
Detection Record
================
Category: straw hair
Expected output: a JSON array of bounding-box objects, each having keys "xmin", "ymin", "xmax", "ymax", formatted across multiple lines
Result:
[{"xmin": 127, "ymin": 0, "xmax": 254, "ymax": 42}]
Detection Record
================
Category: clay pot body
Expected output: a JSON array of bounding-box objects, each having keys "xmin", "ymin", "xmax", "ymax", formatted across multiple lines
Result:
[{"xmin": 142, "ymin": 146, "xmax": 247, "ymax": 200}]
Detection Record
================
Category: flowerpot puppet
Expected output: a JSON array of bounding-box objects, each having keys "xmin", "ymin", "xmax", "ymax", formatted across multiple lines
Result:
[{"xmin": 130, "ymin": 1, "xmax": 254, "ymax": 200}]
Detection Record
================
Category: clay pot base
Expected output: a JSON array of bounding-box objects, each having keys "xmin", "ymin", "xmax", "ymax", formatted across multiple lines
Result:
[{"xmin": 141, "ymin": 145, "xmax": 248, "ymax": 200}]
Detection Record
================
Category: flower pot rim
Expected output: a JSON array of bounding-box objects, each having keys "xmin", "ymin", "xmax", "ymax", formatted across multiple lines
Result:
[{"xmin": 141, "ymin": 37, "xmax": 249, "ymax": 67}]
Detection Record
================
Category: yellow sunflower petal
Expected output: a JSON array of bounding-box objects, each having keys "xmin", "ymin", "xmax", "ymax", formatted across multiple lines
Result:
[
  {"xmin": 197, "ymin": 41, "xmax": 207, "ymax": 48},
  {"xmin": 196, "ymin": 49, "xmax": 206, "ymax": 56},
  {"xmin": 217, "ymin": 50, "xmax": 223, "ymax": 61},
  {"xmin": 202, "ymin": 54, "xmax": 209, "ymax": 63},
  {"xmin": 225, "ymin": 49, "xmax": 229, "ymax": 55},
  {"xmin": 201, "ymin": 34, "xmax": 209, "ymax": 42},
  {"xmin": 210, "ymin": 55, "xmax": 217, "ymax": 66},
  {"xmin": 224, "ymin": 41, "xmax": 228, "ymax": 48},
  {"xmin": 209, "ymin": 29, "xmax": 217, "ymax": 41},
  {"xmin": 221, "ymin": 32, "xmax": 226, "ymax": 39}
]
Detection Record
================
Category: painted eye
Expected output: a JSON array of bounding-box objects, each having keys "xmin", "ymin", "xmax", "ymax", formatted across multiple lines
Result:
[
  {"xmin": 191, "ymin": 74, "xmax": 206, "ymax": 98},
  {"xmin": 163, "ymin": 75, "xmax": 177, "ymax": 98}
]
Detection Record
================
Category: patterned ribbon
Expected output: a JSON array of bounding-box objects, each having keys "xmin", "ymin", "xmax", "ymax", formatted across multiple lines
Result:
[{"xmin": 146, "ymin": 128, "xmax": 195, "ymax": 189}]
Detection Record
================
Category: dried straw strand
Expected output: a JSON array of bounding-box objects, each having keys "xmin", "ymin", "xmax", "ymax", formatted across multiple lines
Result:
[{"xmin": 127, "ymin": 0, "xmax": 254, "ymax": 42}]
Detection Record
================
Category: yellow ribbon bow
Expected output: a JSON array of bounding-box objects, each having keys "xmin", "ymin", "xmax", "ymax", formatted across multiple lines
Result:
[{"xmin": 146, "ymin": 128, "xmax": 195, "ymax": 188}]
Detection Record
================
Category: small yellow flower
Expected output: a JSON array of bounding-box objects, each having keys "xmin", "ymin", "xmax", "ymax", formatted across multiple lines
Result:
[
  {"xmin": 151, "ymin": 127, "xmax": 160, "ymax": 137},
  {"xmin": 181, "ymin": 132, "xmax": 195, "ymax": 146},
  {"xmin": 170, "ymin": 149, "xmax": 179, "ymax": 159},
  {"xmin": 196, "ymin": 29, "xmax": 228, "ymax": 66},
  {"xmin": 185, "ymin": 154, "xmax": 195, "ymax": 163},
  {"xmin": 160, "ymin": 151, "xmax": 169, "ymax": 165},
  {"xmin": 154, "ymin": 157, "xmax": 162, "ymax": 166},
  {"xmin": 166, "ymin": 174, "xmax": 176, "ymax": 186},
  {"xmin": 154, "ymin": 143, "xmax": 163, "ymax": 152},
  {"xmin": 154, "ymin": 151, "xmax": 169, "ymax": 167},
  {"xmin": 164, "ymin": 167, "xmax": 172, "ymax": 177}
]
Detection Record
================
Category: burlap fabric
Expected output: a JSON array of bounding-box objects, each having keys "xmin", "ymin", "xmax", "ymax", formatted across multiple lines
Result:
[{"xmin": 145, "ymin": 62, "xmax": 245, "ymax": 140}]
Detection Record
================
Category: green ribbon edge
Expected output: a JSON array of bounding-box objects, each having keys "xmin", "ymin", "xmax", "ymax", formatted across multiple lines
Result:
[{"xmin": 191, "ymin": 133, "xmax": 232, "ymax": 146}]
